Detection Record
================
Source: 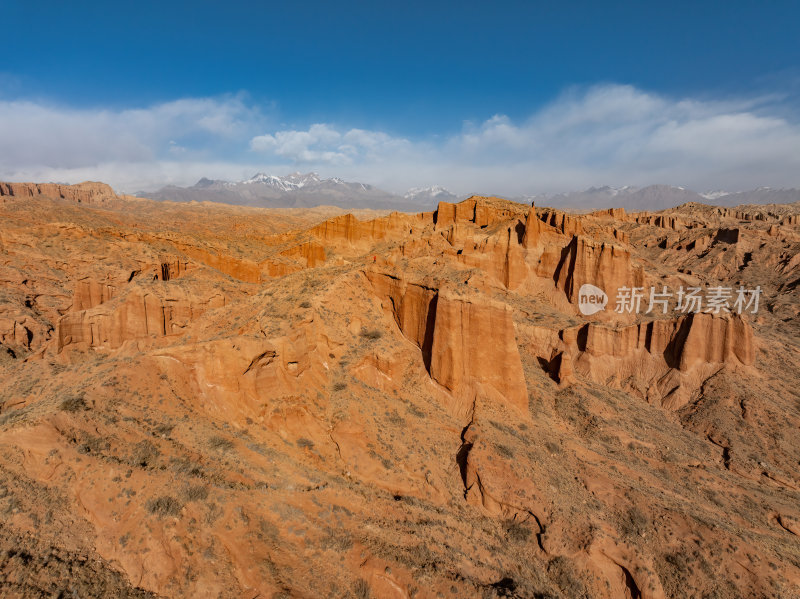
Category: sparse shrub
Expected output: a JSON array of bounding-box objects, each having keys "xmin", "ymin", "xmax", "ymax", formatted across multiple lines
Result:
[
  {"xmin": 146, "ymin": 495, "xmax": 182, "ymax": 518},
  {"xmin": 296, "ymin": 437, "xmax": 315, "ymax": 449},
  {"xmin": 60, "ymin": 395, "xmax": 87, "ymax": 413},
  {"xmin": 299, "ymin": 301, "xmax": 311, "ymax": 308},
  {"xmin": 205, "ymin": 501, "xmax": 224, "ymax": 524},
  {"xmin": 170, "ymin": 456, "xmax": 205, "ymax": 478},
  {"xmin": 620, "ymin": 506, "xmax": 649, "ymax": 537},
  {"xmin": 208, "ymin": 436, "xmax": 234, "ymax": 451},
  {"xmin": 359, "ymin": 328, "xmax": 382, "ymax": 340},
  {"xmin": 353, "ymin": 578, "xmax": 371, "ymax": 599},
  {"xmin": 545, "ymin": 441, "xmax": 561, "ymax": 455},
  {"xmin": 133, "ymin": 440, "xmax": 160, "ymax": 468},
  {"xmin": 407, "ymin": 404, "xmax": 426, "ymax": 418},
  {"xmin": 333, "ymin": 382, "xmax": 347, "ymax": 392},
  {"xmin": 183, "ymin": 485, "xmax": 209, "ymax": 502},
  {"xmin": 77, "ymin": 434, "xmax": 109, "ymax": 455},
  {"xmin": 505, "ymin": 519, "xmax": 531, "ymax": 542},
  {"xmin": 547, "ymin": 556, "xmax": 587, "ymax": 597},
  {"xmin": 386, "ymin": 410, "xmax": 405, "ymax": 426},
  {"xmin": 152, "ymin": 423, "xmax": 174, "ymax": 438},
  {"xmin": 0, "ymin": 407, "xmax": 25, "ymax": 426},
  {"xmin": 495, "ymin": 443, "xmax": 514, "ymax": 459}
]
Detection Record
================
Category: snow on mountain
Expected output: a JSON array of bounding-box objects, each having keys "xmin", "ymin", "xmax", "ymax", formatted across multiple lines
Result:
[
  {"xmin": 404, "ymin": 185, "xmax": 450, "ymax": 199},
  {"xmin": 242, "ymin": 172, "xmax": 322, "ymax": 190},
  {"xmin": 701, "ymin": 190, "xmax": 732, "ymax": 200},
  {"xmin": 141, "ymin": 176, "xmax": 800, "ymax": 212},
  {"xmin": 403, "ymin": 185, "xmax": 460, "ymax": 206},
  {"xmin": 581, "ymin": 185, "xmax": 638, "ymax": 197},
  {"xmin": 142, "ymin": 172, "xmax": 415, "ymax": 210}
]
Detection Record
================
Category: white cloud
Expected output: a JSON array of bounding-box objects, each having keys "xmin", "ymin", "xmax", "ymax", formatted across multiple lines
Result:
[
  {"xmin": 249, "ymin": 123, "xmax": 412, "ymax": 165},
  {"xmin": 0, "ymin": 94, "xmax": 268, "ymax": 172},
  {"xmin": 1, "ymin": 84, "xmax": 799, "ymax": 194}
]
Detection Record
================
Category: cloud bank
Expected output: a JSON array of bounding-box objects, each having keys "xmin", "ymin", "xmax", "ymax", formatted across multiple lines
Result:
[{"xmin": 1, "ymin": 85, "xmax": 799, "ymax": 194}]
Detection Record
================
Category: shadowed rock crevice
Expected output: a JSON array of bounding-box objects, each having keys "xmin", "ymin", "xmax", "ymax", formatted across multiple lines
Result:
[{"xmin": 420, "ymin": 292, "xmax": 439, "ymax": 373}]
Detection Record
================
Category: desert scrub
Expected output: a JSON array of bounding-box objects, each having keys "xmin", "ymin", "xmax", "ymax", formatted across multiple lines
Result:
[
  {"xmin": 132, "ymin": 440, "xmax": 160, "ymax": 468},
  {"xmin": 208, "ymin": 435, "xmax": 234, "ymax": 451},
  {"xmin": 495, "ymin": 443, "xmax": 514, "ymax": 459},
  {"xmin": 505, "ymin": 519, "xmax": 532, "ymax": 542},
  {"xmin": 146, "ymin": 495, "xmax": 182, "ymax": 518},
  {"xmin": 619, "ymin": 505, "xmax": 650, "ymax": 537},
  {"xmin": 359, "ymin": 327, "xmax": 382, "ymax": 340},
  {"xmin": 182, "ymin": 485, "xmax": 209, "ymax": 502},
  {"xmin": 60, "ymin": 395, "xmax": 87, "ymax": 412},
  {"xmin": 151, "ymin": 423, "xmax": 174, "ymax": 438},
  {"xmin": 353, "ymin": 578, "xmax": 370, "ymax": 599}
]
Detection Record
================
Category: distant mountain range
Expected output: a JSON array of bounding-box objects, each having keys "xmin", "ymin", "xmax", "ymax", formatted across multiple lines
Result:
[
  {"xmin": 138, "ymin": 173, "xmax": 800, "ymax": 212},
  {"xmin": 139, "ymin": 172, "xmax": 452, "ymax": 211},
  {"xmin": 521, "ymin": 185, "xmax": 800, "ymax": 212}
]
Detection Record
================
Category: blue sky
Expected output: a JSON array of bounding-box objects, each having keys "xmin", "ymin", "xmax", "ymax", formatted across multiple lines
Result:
[{"xmin": 2, "ymin": 0, "xmax": 800, "ymax": 194}]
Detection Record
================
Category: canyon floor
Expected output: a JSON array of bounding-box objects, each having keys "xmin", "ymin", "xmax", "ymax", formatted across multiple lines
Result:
[{"xmin": 0, "ymin": 182, "xmax": 799, "ymax": 599}]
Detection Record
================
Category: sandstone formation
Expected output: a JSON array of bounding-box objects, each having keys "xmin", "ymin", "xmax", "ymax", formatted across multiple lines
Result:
[
  {"xmin": 552, "ymin": 235, "xmax": 645, "ymax": 305},
  {"xmin": 633, "ymin": 213, "xmax": 689, "ymax": 230},
  {"xmin": 0, "ymin": 182, "xmax": 799, "ymax": 599},
  {"xmin": 309, "ymin": 210, "xmax": 429, "ymax": 251},
  {"xmin": 0, "ymin": 181, "xmax": 124, "ymax": 205},
  {"xmin": 434, "ymin": 196, "xmax": 520, "ymax": 229},
  {"xmin": 540, "ymin": 313, "xmax": 755, "ymax": 408},
  {"xmin": 71, "ymin": 278, "xmax": 118, "ymax": 311},
  {"xmin": 366, "ymin": 272, "xmax": 528, "ymax": 416},
  {"xmin": 57, "ymin": 288, "xmax": 226, "ymax": 351},
  {"xmin": 521, "ymin": 204, "xmax": 541, "ymax": 249}
]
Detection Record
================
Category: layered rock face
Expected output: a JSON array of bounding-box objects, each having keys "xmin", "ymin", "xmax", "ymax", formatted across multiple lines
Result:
[
  {"xmin": 552, "ymin": 235, "xmax": 644, "ymax": 305},
  {"xmin": 784, "ymin": 214, "xmax": 799, "ymax": 226},
  {"xmin": 1, "ymin": 186, "xmax": 800, "ymax": 599},
  {"xmin": 366, "ymin": 272, "xmax": 528, "ymax": 415},
  {"xmin": 455, "ymin": 225, "xmax": 528, "ymax": 290},
  {"xmin": 521, "ymin": 204, "xmax": 541, "ymax": 248},
  {"xmin": 539, "ymin": 208, "xmax": 584, "ymax": 236},
  {"xmin": 525, "ymin": 310, "xmax": 756, "ymax": 409},
  {"xmin": 71, "ymin": 279, "xmax": 117, "ymax": 311},
  {"xmin": 428, "ymin": 291, "xmax": 527, "ymax": 413},
  {"xmin": 57, "ymin": 289, "xmax": 225, "ymax": 351},
  {"xmin": 158, "ymin": 257, "xmax": 191, "ymax": 281},
  {"xmin": 634, "ymin": 213, "xmax": 689, "ymax": 230},
  {"xmin": 310, "ymin": 210, "xmax": 430, "ymax": 250},
  {"xmin": 589, "ymin": 207, "xmax": 627, "ymax": 220},
  {"xmin": 279, "ymin": 240, "xmax": 326, "ymax": 267},
  {"xmin": 434, "ymin": 196, "xmax": 521, "ymax": 228},
  {"xmin": 555, "ymin": 313, "xmax": 755, "ymax": 408},
  {"xmin": 0, "ymin": 181, "xmax": 119, "ymax": 204},
  {"xmin": 174, "ymin": 244, "xmax": 261, "ymax": 283}
]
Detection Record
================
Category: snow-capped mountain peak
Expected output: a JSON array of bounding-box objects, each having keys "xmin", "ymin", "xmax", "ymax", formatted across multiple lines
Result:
[
  {"xmin": 242, "ymin": 172, "xmax": 324, "ymax": 191},
  {"xmin": 701, "ymin": 190, "xmax": 732, "ymax": 200},
  {"xmin": 401, "ymin": 185, "xmax": 460, "ymax": 206},
  {"xmin": 404, "ymin": 185, "xmax": 453, "ymax": 199},
  {"xmin": 583, "ymin": 185, "xmax": 638, "ymax": 196}
]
